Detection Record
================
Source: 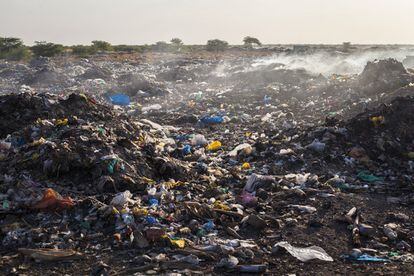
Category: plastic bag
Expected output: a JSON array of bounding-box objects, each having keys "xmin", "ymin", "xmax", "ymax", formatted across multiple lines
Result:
[
  {"xmin": 110, "ymin": 190, "xmax": 134, "ymax": 207},
  {"xmin": 200, "ymin": 116, "xmax": 224, "ymax": 125},
  {"xmin": 228, "ymin": 143, "xmax": 252, "ymax": 157},
  {"xmin": 190, "ymin": 134, "xmax": 208, "ymax": 146},
  {"xmin": 342, "ymin": 253, "xmax": 388, "ymax": 262},
  {"xmin": 169, "ymin": 237, "xmax": 186, "ymax": 248},
  {"xmin": 32, "ymin": 188, "xmax": 74, "ymax": 210},
  {"xmin": 18, "ymin": 248, "xmax": 82, "ymax": 261},
  {"xmin": 182, "ymin": 144, "xmax": 192, "ymax": 155},
  {"xmin": 274, "ymin": 241, "xmax": 333, "ymax": 262},
  {"xmin": 357, "ymin": 171, "xmax": 384, "ymax": 182},
  {"xmin": 244, "ymin": 173, "xmax": 274, "ymax": 193},
  {"xmin": 142, "ymin": 104, "xmax": 162, "ymax": 112},
  {"xmin": 306, "ymin": 139, "xmax": 326, "ymax": 152}
]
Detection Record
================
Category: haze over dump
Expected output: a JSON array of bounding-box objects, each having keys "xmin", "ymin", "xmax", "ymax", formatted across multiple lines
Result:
[
  {"xmin": 251, "ymin": 48, "xmax": 414, "ymax": 76},
  {"xmin": 0, "ymin": 0, "xmax": 414, "ymax": 45}
]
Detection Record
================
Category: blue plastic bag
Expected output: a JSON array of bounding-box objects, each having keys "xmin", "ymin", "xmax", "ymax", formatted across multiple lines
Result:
[
  {"xmin": 199, "ymin": 116, "xmax": 224, "ymax": 125},
  {"xmin": 149, "ymin": 198, "xmax": 159, "ymax": 207},
  {"xmin": 202, "ymin": 220, "xmax": 215, "ymax": 231},
  {"xmin": 182, "ymin": 145, "xmax": 192, "ymax": 155},
  {"xmin": 108, "ymin": 94, "xmax": 130, "ymax": 106},
  {"xmin": 145, "ymin": 215, "xmax": 158, "ymax": 224},
  {"xmin": 342, "ymin": 253, "xmax": 389, "ymax": 262}
]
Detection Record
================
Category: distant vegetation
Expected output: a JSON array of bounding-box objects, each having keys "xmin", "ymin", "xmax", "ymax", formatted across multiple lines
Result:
[
  {"xmin": 206, "ymin": 39, "xmax": 229, "ymax": 52},
  {"xmin": 170, "ymin": 38, "xmax": 183, "ymax": 47},
  {"xmin": 0, "ymin": 36, "xmax": 265, "ymax": 61},
  {"xmin": 91, "ymin": 40, "xmax": 113, "ymax": 52},
  {"xmin": 243, "ymin": 36, "xmax": 262, "ymax": 47},
  {"xmin": 71, "ymin": 45, "xmax": 94, "ymax": 57},
  {"xmin": 153, "ymin": 41, "xmax": 170, "ymax": 52},
  {"xmin": 0, "ymin": 37, "xmax": 31, "ymax": 60},
  {"xmin": 31, "ymin": 41, "xmax": 64, "ymax": 57}
]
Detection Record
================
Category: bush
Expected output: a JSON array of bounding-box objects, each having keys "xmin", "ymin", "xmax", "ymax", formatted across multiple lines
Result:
[
  {"xmin": 31, "ymin": 41, "xmax": 64, "ymax": 57},
  {"xmin": 0, "ymin": 37, "xmax": 31, "ymax": 61},
  {"xmin": 0, "ymin": 37, "xmax": 23, "ymax": 52},
  {"xmin": 91, "ymin": 40, "xmax": 113, "ymax": 52},
  {"xmin": 113, "ymin": 45, "xmax": 137, "ymax": 53},
  {"xmin": 206, "ymin": 39, "xmax": 228, "ymax": 52},
  {"xmin": 152, "ymin": 41, "xmax": 170, "ymax": 52},
  {"xmin": 170, "ymin": 38, "xmax": 183, "ymax": 46},
  {"xmin": 71, "ymin": 45, "xmax": 95, "ymax": 57},
  {"xmin": 3, "ymin": 47, "xmax": 31, "ymax": 61}
]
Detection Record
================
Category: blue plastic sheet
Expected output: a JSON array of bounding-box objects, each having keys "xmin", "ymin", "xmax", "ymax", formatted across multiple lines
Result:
[{"xmin": 108, "ymin": 94, "xmax": 130, "ymax": 106}]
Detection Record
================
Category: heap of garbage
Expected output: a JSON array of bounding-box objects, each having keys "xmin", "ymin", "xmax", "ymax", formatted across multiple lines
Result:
[
  {"xmin": 358, "ymin": 58, "xmax": 411, "ymax": 95},
  {"xmin": 1, "ymin": 49, "xmax": 414, "ymax": 274},
  {"xmin": 347, "ymin": 96, "xmax": 414, "ymax": 162},
  {"xmin": 0, "ymin": 93, "xmax": 190, "ymax": 196}
]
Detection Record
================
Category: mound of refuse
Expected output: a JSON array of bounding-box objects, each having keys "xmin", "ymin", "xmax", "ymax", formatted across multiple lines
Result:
[
  {"xmin": 0, "ymin": 93, "xmax": 112, "ymax": 137},
  {"xmin": 3, "ymin": 51, "xmax": 414, "ymax": 275},
  {"xmin": 358, "ymin": 59, "xmax": 411, "ymax": 95},
  {"xmin": 80, "ymin": 66, "xmax": 113, "ymax": 81},
  {"xmin": 346, "ymin": 96, "xmax": 414, "ymax": 162},
  {"xmin": 117, "ymin": 73, "xmax": 172, "ymax": 97},
  {"xmin": 0, "ymin": 92, "xmax": 189, "ymax": 196}
]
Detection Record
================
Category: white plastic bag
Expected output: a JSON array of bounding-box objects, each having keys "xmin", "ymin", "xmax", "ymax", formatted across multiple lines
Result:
[{"xmin": 274, "ymin": 241, "xmax": 333, "ymax": 262}]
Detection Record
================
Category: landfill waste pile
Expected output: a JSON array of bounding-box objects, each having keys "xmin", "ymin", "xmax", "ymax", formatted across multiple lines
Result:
[
  {"xmin": 357, "ymin": 58, "xmax": 411, "ymax": 95},
  {"xmin": 1, "ymin": 47, "xmax": 414, "ymax": 275}
]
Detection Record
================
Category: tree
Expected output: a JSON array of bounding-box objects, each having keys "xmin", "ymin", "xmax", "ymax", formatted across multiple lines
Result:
[
  {"xmin": 0, "ymin": 37, "xmax": 24, "ymax": 52},
  {"xmin": 153, "ymin": 41, "xmax": 170, "ymax": 51},
  {"xmin": 0, "ymin": 37, "xmax": 31, "ymax": 61},
  {"xmin": 170, "ymin": 38, "xmax": 183, "ymax": 46},
  {"xmin": 31, "ymin": 41, "xmax": 64, "ymax": 57},
  {"xmin": 243, "ymin": 36, "xmax": 262, "ymax": 47},
  {"xmin": 91, "ymin": 40, "xmax": 113, "ymax": 51},
  {"xmin": 206, "ymin": 39, "xmax": 228, "ymax": 52}
]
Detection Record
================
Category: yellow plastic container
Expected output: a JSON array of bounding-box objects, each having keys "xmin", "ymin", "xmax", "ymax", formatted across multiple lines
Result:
[{"xmin": 206, "ymin": 140, "xmax": 222, "ymax": 151}]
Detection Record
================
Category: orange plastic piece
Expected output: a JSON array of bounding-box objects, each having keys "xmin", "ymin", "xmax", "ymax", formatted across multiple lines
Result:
[{"xmin": 32, "ymin": 188, "xmax": 74, "ymax": 210}]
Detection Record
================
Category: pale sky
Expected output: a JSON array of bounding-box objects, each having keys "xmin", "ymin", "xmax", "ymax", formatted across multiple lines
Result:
[{"xmin": 0, "ymin": 0, "xmax": 413, "ymax": 45}]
